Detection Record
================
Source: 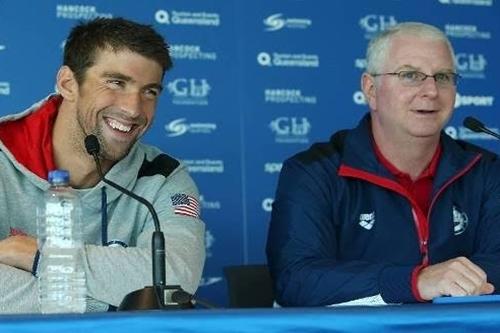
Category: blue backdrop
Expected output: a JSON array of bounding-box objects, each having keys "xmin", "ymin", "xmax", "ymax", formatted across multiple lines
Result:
[{"xmin": 0, "ymin": 0, "xmax": 498, "ymax": 306}]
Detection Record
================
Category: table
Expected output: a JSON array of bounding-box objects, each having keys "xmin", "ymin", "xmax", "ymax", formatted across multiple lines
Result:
[{"xmin": 1, "ymin": 302, "xmax": 499, "ymax": 332}]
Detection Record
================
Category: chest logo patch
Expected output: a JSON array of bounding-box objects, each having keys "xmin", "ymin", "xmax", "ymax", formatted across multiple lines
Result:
[
  {"xmin": 359, "ymin": 212, "xmax": 375, "ymax": 230},
  {"xmin": 453, "ymin": 206, "xmax": 468, "ymax": 235}
]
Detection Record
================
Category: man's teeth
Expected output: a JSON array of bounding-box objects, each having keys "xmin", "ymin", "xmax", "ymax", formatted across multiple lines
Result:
[{"xmin": 108, "ymin": 119, "xmax": 132, "ymax": 132}]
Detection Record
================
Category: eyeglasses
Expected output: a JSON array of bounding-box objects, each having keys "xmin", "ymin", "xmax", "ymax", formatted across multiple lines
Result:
[{"xmin": 371, "ymin": 70, "xmax": 460, "ymax": 88}]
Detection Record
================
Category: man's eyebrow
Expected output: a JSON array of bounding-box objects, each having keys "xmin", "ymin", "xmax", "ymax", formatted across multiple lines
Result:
[
  {"xmin": 101, "ymin": 71, "xmax": 163, "ymax": 91},
  {"xmin": 101, "ymin": 72, "xmax": 133, "ymax": 82}
]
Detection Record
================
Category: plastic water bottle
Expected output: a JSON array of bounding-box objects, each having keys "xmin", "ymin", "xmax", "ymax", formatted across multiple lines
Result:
[{"xmin": 37, "ymin": 169, "xmax": 86, "ymax": 313}]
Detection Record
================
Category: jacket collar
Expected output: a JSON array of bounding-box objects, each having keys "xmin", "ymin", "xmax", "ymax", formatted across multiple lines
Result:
[{"xmin": 339, "ymin": 113, "xmax": 482, "ymax": 187}]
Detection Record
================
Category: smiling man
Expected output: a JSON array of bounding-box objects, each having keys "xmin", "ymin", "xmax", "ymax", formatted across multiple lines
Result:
[
  {"xmin": 267, "ymin": 22, "xmax": 500, "ymax": 306},
  {"xmin": 0, "ymin": 18, "xmax": 205, "ymax": 312}
]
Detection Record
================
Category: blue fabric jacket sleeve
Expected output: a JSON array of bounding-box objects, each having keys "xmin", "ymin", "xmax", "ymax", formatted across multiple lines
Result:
[{"xmin": 266, "ymin": 157, "xmax": 419, "ymax": 306}]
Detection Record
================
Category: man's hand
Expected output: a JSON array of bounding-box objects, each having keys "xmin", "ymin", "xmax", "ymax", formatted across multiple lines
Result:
[
  {"xmin": 417, "ymin": 256, "xmax": 495, "ymax": 300},
  {"xmin": 0, "ymin": 235, "xmax": 37, "ymax": 272}
]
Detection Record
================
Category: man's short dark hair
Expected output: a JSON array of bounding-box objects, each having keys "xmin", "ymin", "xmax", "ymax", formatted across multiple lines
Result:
[{"xmin": 63, "ymin": 17, "xmax": 173, "ymax": 84}]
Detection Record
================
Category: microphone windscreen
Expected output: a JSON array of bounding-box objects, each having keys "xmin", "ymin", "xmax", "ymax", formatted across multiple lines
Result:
[
  {"xmin": 84, "ymin": 135, "xmax": 101, "ymax": 155},
  {"xmin": 463, "ymin": 116, "xmax": 485, "ymax": 133}
]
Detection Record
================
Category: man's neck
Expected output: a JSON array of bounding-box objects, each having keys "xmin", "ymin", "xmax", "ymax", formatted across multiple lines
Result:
[{"xmin": 372, "ymin": 129, "xmax": 440, "ymax": 181}]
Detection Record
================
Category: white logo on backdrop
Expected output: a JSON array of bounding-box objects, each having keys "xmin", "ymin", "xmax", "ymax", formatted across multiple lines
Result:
[
  {"xmin": 0, "ymin": 45, "xmax": 6, "ymax": 51},
  {"xmin": 56, "ymin": 4, "xmax": 112, "ymax": 19},
  {"xmin": 445, "ymin": 126, "xmax": 499, "ymax": 140},
  {"xmin": 170, "ymin": 44, "xmax": 217, "ymax": 61},
  {"xmin": 353, "ymin": 91, "xmax": 367, "ymax": 105},
  {"xmin": 359, "ymin": 15, "xmax": 397, "ymax": 38},
  {"xmin": 264, "ymin": 163, "xmax": 283, "ymax": 174},
  {"xmin": 200, "ymin": 195, "xmax": 221, "ymax": 210},
  {"xmin": 183, "ymin": 160, "xmax": 224, "ymax": 174},
  {"xmin": 263, "ymin": 13, "xmax": 312, "ymax": 31},
  {"xmin": 455, "ymin": 93, "xmax": 494, "ymax": 108},
  {"xmin": 257, "ymin": 52, "xmax": 319, "ymax": 68},
  {"xmin": 265, "ymin": 89, "xmax": 317, "ymax": 104},
  {"xmin": 438, "ymin": 0, "xmax": 492, "ymax": 6},
  {"xmin": 155, "ymin": 10, "xmax": 220, "ymax": 26},
  {"xmin": 445, "ymin": 24, "xmax": 491, "ymax": 39},
  {"xmin": 0, "ymin": 82, "xmax": 11, "ymax": 96},
  {"xmin": 270, "ymin": 117, "xmax": 311, "ymax": 144},
  {"xmin": 165, "ymin": 118, "xmax": 217, "ymax": 137},
  {"xmin": 167, "ymin": 78, "xmax": 211, "ymax": 106},
  {"xmin": 262, "ymin": 198, "xmax": 274, "ymax": 212},
  {"xmin": 205, "ymin": 230, "xmax": 215, "ymax": 258},
  {"xmin": 455, "ymin": 53, "xmax": 487, "ymax": 79}
]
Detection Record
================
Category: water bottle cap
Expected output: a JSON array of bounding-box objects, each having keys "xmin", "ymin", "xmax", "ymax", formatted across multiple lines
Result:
[{"xmin": 48, "ymin": 170, "xmax": 70, "ymax": 185}]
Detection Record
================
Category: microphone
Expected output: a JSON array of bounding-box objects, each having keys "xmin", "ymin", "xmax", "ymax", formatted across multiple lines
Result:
[
  {"xmin": 463, "ymin": 116, "xmax": 500, "ymax": 140},
  {"xmin": 84, "ymin": 135, "xmax": 192, "ymax": 310}
]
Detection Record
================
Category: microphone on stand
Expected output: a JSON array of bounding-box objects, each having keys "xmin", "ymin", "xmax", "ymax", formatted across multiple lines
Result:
[
  {"xmin": 84, "ymin": 134, "xmax": 193, "ymax": 310},
  {"xmin": 463, "ymin": 116, "xmax": 500, "ymax": 140}
]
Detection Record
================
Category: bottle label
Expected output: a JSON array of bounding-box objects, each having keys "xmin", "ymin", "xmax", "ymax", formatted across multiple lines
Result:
[{"xmin": 45, "ymin": 201, "xmax": 75, "ymax": 248}]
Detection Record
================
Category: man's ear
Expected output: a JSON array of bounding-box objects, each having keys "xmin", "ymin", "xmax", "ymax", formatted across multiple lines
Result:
[
  {"xmin": 361, "ymin": 72, "xmax": 377, "ymax": 110},
  {"xmin": 56, "ymin": 66, "xmax": 78, "ymax": 102}
]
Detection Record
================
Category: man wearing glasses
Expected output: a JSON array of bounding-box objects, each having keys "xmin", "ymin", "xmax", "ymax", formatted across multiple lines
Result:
[{"xmin": 267, "ymin": 22, "xmax": 500, "ymax": 306}]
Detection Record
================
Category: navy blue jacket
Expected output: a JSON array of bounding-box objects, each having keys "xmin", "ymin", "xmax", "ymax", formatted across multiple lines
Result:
[{"xmin": 266, "ymin": 114, "xmax": 500, "ymax": 306}]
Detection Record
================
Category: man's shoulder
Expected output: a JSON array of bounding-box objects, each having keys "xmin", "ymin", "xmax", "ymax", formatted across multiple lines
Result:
[
  {"xmin": 135, "ymin": 143, "xmax": 182, "ymax": 179},
  {"xmin": 292, "ymin": 129, "xmax": 349, "ymax": 166}
]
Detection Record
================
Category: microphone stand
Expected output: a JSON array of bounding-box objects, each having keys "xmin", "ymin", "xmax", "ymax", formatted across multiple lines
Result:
[{"xmin": 84, "ymin": 135, "xmax": 192, "ymax": 310}]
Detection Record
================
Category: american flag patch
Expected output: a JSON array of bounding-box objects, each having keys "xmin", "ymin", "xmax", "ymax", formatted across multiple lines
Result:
[{"xmin": 171, "ymin": 193, "xmax": 200, "ymax": 218}]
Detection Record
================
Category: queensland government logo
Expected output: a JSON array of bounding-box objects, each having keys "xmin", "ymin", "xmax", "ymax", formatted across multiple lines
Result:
[
  {"xmin": 456, "ymin": 53, "xmax": 487, "ymax": 79},
  {"xmin": 445, "ymin": 126, "xmax": 499, "ymax": 141},
  {"xmin": 0, "ymin": 45, "xmax": 5, "ymax": 51},
  {"xmin": 445, "ymin": 24, "xmax": 491, "ymax": 39},
  {"xmin": 165, "ymin": 118, "xmax": 216, "ymax": 137},
  {"xmin": 359, "ymin": 14, "xmax": 397, "ymax": 39},
  {"xmin": 0, "ymin": 82, "xmax": 11, "ymax": 96},
  {"xmin": 263, "ymin": 13, "xmax": 312, "ymax": 31},
  {"xmin": 265, "ymin": 89, "xmax": 316, "ymax": 104},
  {"xmin": 262, "ymin": 198, "xmax": 274, "ymax": 212},
  {"xmin": 438, "ymin": 0, "xmax": 492, "ymax": 6},
  {"xmin": 170, "ymin": 44, "xmax": 216, "ymax": 61},
  {"xmin": 155, "ymin": 10, "xmax": 220, "ymax": 26},
  {"xmin": 264, "ymin": 162, "xmax": 283, "ymax": 174},
  {"xmin": 270, "ymin": 117, "xmax": 311, "ymax": 144},
  {"xmin": 205, "ymin": 229, "xmax": 215, "ymax": 258},
  {"xmin": 257, "ymin": 52, "xmax": 319, "ymax": 68},
  {"xmin": 56, "ymin": 4, "xmax": 112, "ymax": 19},
  {"xmin": 167, "ymin": 78, "xmax": 210, "ymax": 106},
  {"xmin": 183, "ymin": 159, "xmax": 224, "ymax": 173}
]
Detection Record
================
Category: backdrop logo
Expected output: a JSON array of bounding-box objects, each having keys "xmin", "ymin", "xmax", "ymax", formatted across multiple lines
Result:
[
  {"xmin": 355, "ymin": 58, "xmax": 367, "ymax": 70},
  {"xmin": 265, "ymin": 89, "xmax": 317, "ymax": 104},
  {"xmin": 56, "ymin": 4, "xmax": 112, "ymax": 19},
  {"xmin": 262, "ymin": 198, "xmax": 274, "ymax": 212},
  {"xmin": 445, "ymin": 126, "xmax": 498, "ymax": 140},
  {"xmin": 199, "ymin": 276, "xmax": 223, "ymax": 287},
  {"xmin": 170, "ymin": 44, "xmax": 217, "ymax": 61},
  {"xmin": 456, "ymin": 53, "xmax": 487, "ymax": 79},
  {"xmin": 0, "ymin": 45, "xmax": 5, "ymax": 51},
  {"xmin": 183, "ymin": 159, "xmax": 224, "ymax": 173},
  {"xmin": 353, "ymin": 91, "xmax": 367, "ymax": 105},
  {"xmin": 263, "ymin": 13, "xmax": 312, "ymax": 31},
  {"xmin": 270, "ymin": 117, "xmax": 311, "ymax": 143},
  {"xmin": 438, "ymin": 0, "xmax": 492, "ymax": 5},
  {"xmin": 155, "ymin": 10, "xmax": 220, "ymax": 26},
  {"xmin": 445, "ymin": 24, "xmax": 491, "ymax": 39},
  {"xmin": 205, "ymin": 230, "xmax": 215, "ymax": 258},
  {"xmin": 0, "ymin": 82, "xmax": 11, "ymax": 96},
  {"xmin": 164, "ymin": 118, "xmax": 217, "ymax": 137},
  {"xmin": 455, "ymin": 93, "xmax": 494, "ymax": 108},
  {"xmin": 257, "ymin": 52, "xmax": 319, "ymax": 68},
  {"xmin": 167, "ymin": 78, "xmax": 211, "ymax": 106},
  {"xmin": 359, "ymin": 15, "xmax": 397, "ymax": 39},
  {"xmin": 200, "ymin": 195, "xmax": 221, "ymax": 210},
  {"xmin": 264, "ymin": 163, "xmax": 283, "ymax": 174}
]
